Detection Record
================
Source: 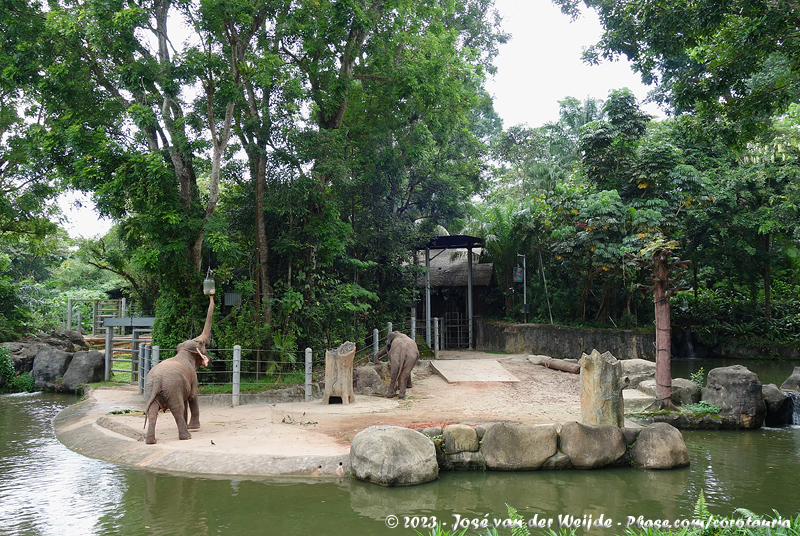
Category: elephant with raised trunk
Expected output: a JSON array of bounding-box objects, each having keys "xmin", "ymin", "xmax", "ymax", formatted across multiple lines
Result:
[
  {"xmin": 144, "ymin": 296, "xmax": 214, "ymax": 444},
  {"xmin": 374, "ymin": 331, "xmax": 419, "ymax": 399}
]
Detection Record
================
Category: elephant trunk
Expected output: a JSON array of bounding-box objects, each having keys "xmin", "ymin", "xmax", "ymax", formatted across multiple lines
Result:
[{"xmin": 197, "ymin": 295, "xmax": 214, "ymax": 346}]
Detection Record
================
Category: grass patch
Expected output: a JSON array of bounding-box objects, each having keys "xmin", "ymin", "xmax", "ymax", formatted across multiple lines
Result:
[
  {"xmin": 109, "ymin": 356, "xmax": 133, "ymax": 383},
  {"xmin": 198, "ymin": 372, "xmax": 306, "ymax": 394}
]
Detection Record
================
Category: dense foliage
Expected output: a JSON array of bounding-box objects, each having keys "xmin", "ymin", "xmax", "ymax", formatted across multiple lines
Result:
[{"xmin": 1, "ymin": 0, "xmax": 798, "ymax": 359}]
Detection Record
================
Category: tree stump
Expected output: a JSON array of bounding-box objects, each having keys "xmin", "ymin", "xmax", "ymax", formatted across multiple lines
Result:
[
  {"xmin": 580, "ymin": 349, "xmax": 625, "ymax": 427},
  {"xmin": 322, "ymin": 341, "xmax": 356, "ymax": 404}
]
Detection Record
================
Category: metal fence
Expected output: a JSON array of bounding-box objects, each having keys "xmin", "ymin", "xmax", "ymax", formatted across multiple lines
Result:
[
  {"xmin": 127, "ymin": 316, "xmax": 460, "ymax": 402},
  {"xmin": 67, "ymin": 298, "xmax": 127, "ymax": 336},
  {"xmin": 138, "ymin": 345, "xmax": 320, "ymax": 404}
]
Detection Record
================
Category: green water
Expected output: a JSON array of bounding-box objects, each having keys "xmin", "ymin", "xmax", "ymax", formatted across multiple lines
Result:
[
  {"xmin": 1, "ymin": 385, "xmax": 798, "ymax": 535},
  {"xmin": 671, "ymin": 357, "xmax": 800, "ymax": 386}
]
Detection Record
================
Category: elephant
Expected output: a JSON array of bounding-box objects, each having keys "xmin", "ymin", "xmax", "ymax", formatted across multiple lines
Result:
[
  {"xmin": 373, "ymin": 331, "xmax": 419, "ymax": 399},
  {"xmin": 144, "ymin": 296, "xmax": 214, "ymax": 444}
]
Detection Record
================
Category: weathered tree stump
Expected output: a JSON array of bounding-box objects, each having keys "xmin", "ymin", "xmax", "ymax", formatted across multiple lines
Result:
[
  {"xmin": 580, "ymin": 349, "xmax": 625, "ymax": 427},
  {"xmin": 322, "ymin": 341, "xmax": 356, "ymax": 404}
]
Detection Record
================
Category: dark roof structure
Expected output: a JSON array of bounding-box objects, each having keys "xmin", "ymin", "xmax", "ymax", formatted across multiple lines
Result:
[
  {"xmin": 418, "ymin": 249, "xmax": 492, "ymax": 287},
  {"xmin": 420, "ymin": 235, "xmax": 483, "ymax": 250},
  {"xmin": 416, "ymin": 235, "xmax": 486, "ymax": 349}
]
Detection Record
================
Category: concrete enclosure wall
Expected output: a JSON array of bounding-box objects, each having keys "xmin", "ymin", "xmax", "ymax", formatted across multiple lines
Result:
[{"xmin": 475, "ymin": 319, "xmax": 655, "ymax": 361}]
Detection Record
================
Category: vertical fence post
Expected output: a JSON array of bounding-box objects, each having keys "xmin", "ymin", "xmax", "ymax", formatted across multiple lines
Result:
[
  {"xmin": 67, "ymin": 298, "xmax": 73, "ymax": 331},
  {"xmin": 132, "ymin": 329, "xmax": 141, "ymax": 387},
  {"xmin": 144, "ymin": 344, "xmax": 150, "ymax": 378},
  {"xmin": 232, "ymin": 345, "xmax": 241, "ymax": 406},
  {"xmin": 152, "ymin": 346, "xmax": 160, "ymax": 367},
  {"xmin": 433, "ymin": 317, "xmax": 439, "ymax": 359},
  {"xmin": 373, "ymin": 329, "xmax": 379, "ymax": 362},
  {"xmin": 304, "ymin": 347, "xmax": 312, "ymax": 402},
  {"xmin": 410, "ymin": 316, "xmax": 416, "ymax": 341},
  {"xmin": 104, "ymin": 325, "xmax": 112, "ymax": 381},
  {"xmin": 138, "ymin": 340, "xmax": 144, "ymax": 394},
  {"xmin": 387, "ymin": 322, "xmax": 392, "ymax": 335}
]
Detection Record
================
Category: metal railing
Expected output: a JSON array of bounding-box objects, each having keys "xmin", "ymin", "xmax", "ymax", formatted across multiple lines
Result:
[
  {"xmin": 137, "ymin": 345, "xmax": 319, "ymax": 404},
  {"xmin": 115, "ymin": 316, "xmax": 457, "ymax": 402}
]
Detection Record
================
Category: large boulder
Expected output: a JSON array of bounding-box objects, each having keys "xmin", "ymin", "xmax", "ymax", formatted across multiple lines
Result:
[
  {"xmin": 51, "ymin": 329, "xmax": 90, "ymax": 351},
  {"xmin": 762, "ymin": 384, "xmax": 792, "ymax": 428},
  {"xmin": 1, "ymin": 330, "xmax": 88, "ymax": 375},
  {"xmin": 481, "ymin": 423, "xmax": 557, "ymax": 470},
  {"xmin": 350, "ymin": 426, "xmax": 438, "ymax": 486},
  {"xmin": 671, "ymin": 378, "xmax": 702, "ymax": 405},
  {"xmin": 702, "ymin": 365, "xmax": 765, "ymax": 429},
  {"xmin": 780, "ymin": 366, "xmax": 800, "ymax": 392},
  {"xmin": 353, "ymin": 364, "xmax": 388, "ymax": 397},
  {"xmin": 1, "ymin": 341, "xmax": 48, "ymax": 374},
  {"xmin": 620, "ymin": 359, "xmax": 656, "ymax": 389},
  {"xmin": 638, "ymin": 378, "xmax": 700, "ymax": 406},
  {"xmin": 61, "ymin": 350, "xmax": 105, "ymax": 392},
  {"xmin": 630, "ymin": 423, "xmax": 689, "ymax": 469},
  {"xmin": 559, "ymin": 422, "xmax": 626, "ymax": 469},
  {"xmin": 31, "ymin": 347, "xmax": 73, "ymax": 391}
]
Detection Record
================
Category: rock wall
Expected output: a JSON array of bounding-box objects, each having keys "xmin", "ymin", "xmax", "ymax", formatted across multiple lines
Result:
[
  {"xmin": 350, "ymin": 421, "xmax": 689, "ymax": 486},
  {"xmin": 2, "ymin": 330, "xmax": 101, "ymax": 393},
  {"xmin": 476, "ymin": 320, "xmax": 655, "ymax": 361}
]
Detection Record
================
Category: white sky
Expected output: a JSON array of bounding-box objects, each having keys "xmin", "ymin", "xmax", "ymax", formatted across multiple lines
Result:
[
  {"xmin": 485, "ymin": 0, "xmax": 660, "ymax": 128},
  {"xmin": 58, "ymin": 0, "xmax": 659, "ymax": 239}
]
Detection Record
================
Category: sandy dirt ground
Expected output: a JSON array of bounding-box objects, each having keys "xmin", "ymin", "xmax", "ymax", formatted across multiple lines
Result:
[
  {"xmin": 319, "ymin": 354, "xmax": 582, "ymax": 445},
  {"xmin": 99, "ymin": 351, "xmax": 582, "ymax": 457}
]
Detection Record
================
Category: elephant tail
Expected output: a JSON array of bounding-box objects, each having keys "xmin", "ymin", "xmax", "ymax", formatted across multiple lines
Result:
[{"xmin": 143, "ymin": 379, "xmax": 160, "ymax": 430}]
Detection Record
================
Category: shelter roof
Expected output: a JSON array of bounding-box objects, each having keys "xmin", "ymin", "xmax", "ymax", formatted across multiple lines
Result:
[{"xmin": 418, "ymin": 235, "xmax": 483, "ymax": 250}]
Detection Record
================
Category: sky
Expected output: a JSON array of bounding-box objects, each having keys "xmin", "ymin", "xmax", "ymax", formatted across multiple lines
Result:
[
  {"xmin": 485, "ymin": 0, "xmax": 660, "ymax": 128},
  {"xmin": 58, "ymin": 0, "xmax": 660, "ymax": 239}
]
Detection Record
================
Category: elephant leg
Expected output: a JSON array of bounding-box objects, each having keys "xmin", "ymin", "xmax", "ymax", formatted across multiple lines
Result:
[
  {"xmin": 170, "ymin": 397, "xmax": 192, "ymax": 440},
  {"xmin": 398, "ymin": 358, "xmax": 417, "ymax": 398},
  {"xmin": 386, "ymin": 364, "xmax": 399, "ymax": 398},
  {"xmin": 397, "ymin": 373, "xmax": 408, "ymax": 398},
  {"xmin": 145, "ymin": 403, "xmax": 160, "ymax": 445},
  {"xmin": 187, "ymin": 396, "xmax": 200, "ymax": 430}
]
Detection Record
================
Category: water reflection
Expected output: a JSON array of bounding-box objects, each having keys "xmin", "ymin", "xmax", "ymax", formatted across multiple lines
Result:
[{"xmin": 1, "ymin": 393, "xmax": 799, "ymax": 536}]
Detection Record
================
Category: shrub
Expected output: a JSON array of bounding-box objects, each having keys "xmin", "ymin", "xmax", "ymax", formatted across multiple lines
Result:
[{"xmin": 0, "ymin": 346, "xmax": 36, "ymax": 393}]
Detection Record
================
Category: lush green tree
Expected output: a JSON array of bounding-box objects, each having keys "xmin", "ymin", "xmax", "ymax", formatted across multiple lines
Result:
[{"xmin": 553, "ymin": 0, "xmax": 800, "ymax": 141}]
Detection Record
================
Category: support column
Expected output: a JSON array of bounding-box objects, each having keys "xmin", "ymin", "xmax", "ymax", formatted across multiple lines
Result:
[
  {"xmin": 467, "ymin": 246, "xmax": 474, "ymax": 349},
  {"xmin": 104, "ymin": 326, "xmax": 112, "ymax": 381},
  {"xmin": 233, "ymin": 345, "xmax": 241, "ymax": 406},
  {"xmin": 425, "ymin": 248, "xmax": 432, "ymax": 347}
]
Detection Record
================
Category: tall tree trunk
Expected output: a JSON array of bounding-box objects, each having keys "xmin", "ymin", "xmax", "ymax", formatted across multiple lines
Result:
[
  {"xmin": 577, "ymin": 267, "xmax": 600, "ymax": 320},
  {"xmin": 652, "ymin": 250, "xmax": 674, "ymax": 408},
  {"xmin": 762, "ymin": 234, "xmax": 772, "ymax": 320},
  {"xmin": 255, "ymin": 154, "xmax": 273, "ymax": 327}
]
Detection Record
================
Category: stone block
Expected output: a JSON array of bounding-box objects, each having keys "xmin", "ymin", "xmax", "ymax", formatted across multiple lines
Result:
[
  {"xmin": 559, "ymin": 421, "xmax": 626, "ymax": 469},
  {"xmin": 443, "ymin": 424, "xmax": 479, "ymax": 453},
  {"xmin": 630, "ymin": 423, "xmax": 689, "ymax": 469},
  {"xmin": 350, "ymin": 426, "xmax": 438, "ymax": 486},
  {"xmin": 481, "ymin": 423, "xmax": 557, "ymax": 470}
]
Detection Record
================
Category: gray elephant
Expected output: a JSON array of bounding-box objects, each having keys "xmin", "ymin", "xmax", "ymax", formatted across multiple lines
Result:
[
  {"xmin": 373, "ymin": 331, "xmax": 419, "ymax": 399},
  {"xmin": 144, "ymin": 296, "xmax": 214, "ymax": 444}
]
